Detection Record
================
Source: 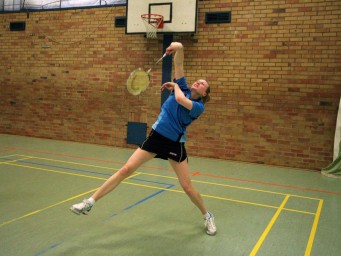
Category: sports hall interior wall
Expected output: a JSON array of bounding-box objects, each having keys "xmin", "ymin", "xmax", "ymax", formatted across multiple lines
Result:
[{"xmin": 0, "ymin": 0, "xmax": 340, "ymax": 170}]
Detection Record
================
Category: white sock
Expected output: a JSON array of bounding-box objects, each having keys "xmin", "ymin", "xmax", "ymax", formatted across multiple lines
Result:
[
  {"xmin": 88, "ymin": 197, "xmax": 95, "ymax": 206},
  {"xmin": 204, "ymin": 212, "xmax": 211, "ymax": 219}
]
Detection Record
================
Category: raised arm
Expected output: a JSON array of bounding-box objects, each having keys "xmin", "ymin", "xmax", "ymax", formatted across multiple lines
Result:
[
  {"xmin": 161, "ymin": 82, "xmax": 193, "ymax": 110},
  {"xmin": 166, "ymin": 42, "xmax": 185, "ymax": 79}
]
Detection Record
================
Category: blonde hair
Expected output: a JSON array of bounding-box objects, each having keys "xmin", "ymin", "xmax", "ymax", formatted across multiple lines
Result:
[{"xmin": 202, "ymin": 85, "xmax": 211, "ymax": 104}]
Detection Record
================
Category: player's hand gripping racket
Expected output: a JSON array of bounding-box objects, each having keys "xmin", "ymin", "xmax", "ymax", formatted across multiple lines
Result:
[{"xmin": 126, "ymin": 53, "xmax": 167, "ymax": 96}]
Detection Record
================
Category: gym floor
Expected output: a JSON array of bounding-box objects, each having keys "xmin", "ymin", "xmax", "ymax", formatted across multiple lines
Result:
[{"xmin": 0, "ymin": 134, "xmax": 340, "ymax": 256}]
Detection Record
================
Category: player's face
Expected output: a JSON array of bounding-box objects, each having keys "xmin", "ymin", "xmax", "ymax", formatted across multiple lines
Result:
[{"xmin": 191, "ymin": 79, "xmax": 209, "ymax": 97}]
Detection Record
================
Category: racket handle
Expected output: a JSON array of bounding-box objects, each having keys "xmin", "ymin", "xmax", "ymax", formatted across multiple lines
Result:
[
  {"xmin": 148, "ymin": 53, "xmax": 167, "ymax": 73},
  {"xmin": 155, "ymin": 53, "xmax": 167, "ymax": 65}
]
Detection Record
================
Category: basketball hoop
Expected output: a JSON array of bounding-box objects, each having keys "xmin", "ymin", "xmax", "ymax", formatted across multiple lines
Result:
[{"xmin": 141, "ymin": 14, "xmax": 164, "ymax": 39}]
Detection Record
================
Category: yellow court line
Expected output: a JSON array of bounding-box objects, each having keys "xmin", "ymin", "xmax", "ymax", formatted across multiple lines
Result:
[
  {"xmin": 0, "ymin": 172, "xmax": 143, "ymax": 229},
  {"xmin": 1, "ymin": 155, "xmax": 322, "ymax": 254},
  {"xmin": 249, "ymin": 195, "xmax": 290, "ymax": 256},
  {"xmin": 4, "ymin": 157, "xmax": 287, "ymax": 197},
  {"xmin": 5, "ymin": 162, "xmax": 109, "ymax": 181},
  {"xmin": 0, "ymin": 154, "xmax": 19, "ymax": 159},
  {"xmin": 0, "ymin": 155, "xmax": 34, "ymax": 164},
  {"xmin": 143, "ymin": 172, "xmax": 290, "ymax": 196},
  {"xmin": 0, "ymin": 188, "xmax": 99, "ymax": 228},
  {"xmin": 11, "ymin": 154, "xmax": 323, "ymax": 201},
  {"xmin": 199, "ymin": 194, "xmax": 314, "ymax": 215},
  {"xmin": 123, "ymin": 181, "xmax": 293, "ymax": 212},
  {"xmin": 3, "ymin": 161, "xmax": 286, "ymax": 211},
  {"xmin": 288, "ymin": 194, "xmax": 322, "ymax": 201},
  {"xmin": 7, "ymin": 159, "xmax": 290, "ymax": 211},
  {"xmin": 3, "ymin": 161, "xmax": 143, "ymax": 184},
  {"xmin": 0, "ymin": 157, "xmax": 34, "ymax": 164},
  {"xmin": 140, "ymin": 172, "xmax": 322, "ymax": 201},
  {"xmin": 283, "ymin": 208, "xmax": 315, "ymax": 215},
  {"xmin": 305, "ymin": 199, "xmax": 324, "ymax": 256},
  {"xmin": 15, "ymin": 154, "xmax": 119, "ymax": 171},
  {"xmin": 124, "ymin": 181, "xmax": 280, "ymax": 209},
  {"xmin": 3, "ymin": 162, "xmax": 318, "ymax": 215}
]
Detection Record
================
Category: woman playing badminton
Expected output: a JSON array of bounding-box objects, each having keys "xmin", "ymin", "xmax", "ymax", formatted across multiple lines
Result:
[{"xmin": 70, "ymin": 42, "xmax": 216, "ymax": 236}]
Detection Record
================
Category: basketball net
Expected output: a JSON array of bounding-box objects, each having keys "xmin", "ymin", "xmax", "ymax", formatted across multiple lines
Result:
[{"xmin": 141, "ymin": 14, "xmax": 164, "ymax": 39}]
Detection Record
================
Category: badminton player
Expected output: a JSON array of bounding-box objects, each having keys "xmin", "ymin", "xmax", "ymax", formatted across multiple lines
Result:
[{"xmin": 70, "ymin": 42, "xmax": 216, "ymax": 236}]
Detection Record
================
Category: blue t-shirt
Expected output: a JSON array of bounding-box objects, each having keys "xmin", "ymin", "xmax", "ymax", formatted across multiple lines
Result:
[{"xmin": 152, "ymin": 77, "xmax": 205, "ymax": 142}]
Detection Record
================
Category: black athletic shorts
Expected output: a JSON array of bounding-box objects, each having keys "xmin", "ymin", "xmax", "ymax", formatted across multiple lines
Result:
[{"xmin": 140, "ymin": 129, "xmax": 187, "ymax": 163}]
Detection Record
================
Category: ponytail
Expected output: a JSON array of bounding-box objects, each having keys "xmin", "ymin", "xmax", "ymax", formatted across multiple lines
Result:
[{"xmin": 202, "ymin": 85, "xmax": 211, "ymax": 104}]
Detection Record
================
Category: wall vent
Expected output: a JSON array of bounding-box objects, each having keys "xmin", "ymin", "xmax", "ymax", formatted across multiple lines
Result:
[
  {"xmin": 205, "ymin": 11, "xmax": 231, "ymax": 24},
  {"xmin": 126, "ymin": 122, "xmax": 147, "ymax": 145},
  {"xmin": 10, "ymin": 21, "xmax": 26, "ymax": 31},
  {"xmin": 115, "ymin": 17, "xmax": 126, "ymax": 28}
]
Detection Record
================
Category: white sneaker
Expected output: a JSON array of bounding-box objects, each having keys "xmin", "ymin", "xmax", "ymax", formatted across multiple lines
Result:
[
  {"xmin": 204, "ymin": 212, "xmax": 217, "ymax": 236},
  {"xmin": 70, "ymin": 199, "xmax": 93, "ymax": 215}
]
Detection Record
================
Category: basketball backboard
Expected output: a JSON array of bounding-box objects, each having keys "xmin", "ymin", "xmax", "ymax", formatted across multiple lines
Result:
[{"xmin": 126, "ymin": 0, "xmax": 198, "ymax": 35}]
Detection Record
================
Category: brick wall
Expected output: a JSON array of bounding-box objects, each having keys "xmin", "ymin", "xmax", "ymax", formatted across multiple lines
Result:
[{"xmin": 0, "ymin": 0, "xmax": 340, "ymax": 170}]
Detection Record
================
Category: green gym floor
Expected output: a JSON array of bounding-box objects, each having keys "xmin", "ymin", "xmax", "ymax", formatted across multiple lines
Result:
[{"xmin": 0, "ymin": 134, "xmax": 340, "ymax": 256}]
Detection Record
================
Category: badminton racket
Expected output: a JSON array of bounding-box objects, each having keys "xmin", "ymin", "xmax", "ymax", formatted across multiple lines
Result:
[{"xmin": 126, "ymin": 53, "xmax": 167, "ymax": 96}]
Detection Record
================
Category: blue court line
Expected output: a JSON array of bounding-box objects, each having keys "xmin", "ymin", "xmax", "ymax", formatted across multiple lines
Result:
[
  {"xmin": 109, "ymin": 184, "xmax": 175, "ymax": 218},
  {"xmin": 34, "ymin": 242, "xmax": 63, "ymax": 256},
  {"xmin": 3, "ymin": 157, "xmax": 176, "ymax": 214},
  {"xmin": 35, "ymin": 184, "xmax": 175, "ymax": 255},
  {"xmin": 0, "ymin": 157, "xmax": 115, "ymax": 177},
  {"xmin": 1, "ymin": 158, "xmax": 174, "ymax": 187},
  {"xmin": 6, "ymin": 157, "xmax": 176, "ymax": 255},
  {"xmin": 123, "ymin": 184, "xmax": 175, "ymax": 211}
]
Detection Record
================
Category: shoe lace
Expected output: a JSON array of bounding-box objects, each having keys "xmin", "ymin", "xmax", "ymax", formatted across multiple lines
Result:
[
  {"xmin": 205, "ymin": 216, "xmax": 216, "ymax": 230},
  {"xmin": 82, "ymin": 200, "xmax": 92, "ymax": 211}
]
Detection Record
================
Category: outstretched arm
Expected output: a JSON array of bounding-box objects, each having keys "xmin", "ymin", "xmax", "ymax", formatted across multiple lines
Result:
[{"xmin": 166, "ymin": 42, "xmax": 184, "ymax": 79}]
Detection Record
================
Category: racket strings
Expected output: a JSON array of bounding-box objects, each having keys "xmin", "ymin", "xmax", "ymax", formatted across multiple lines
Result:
[
  {"xmin": 126, "ymin": 54, "xmax": 166, "ymax": 95},
  {"xmin": 126, "ymin": 69, "xmax": 150, "ymax": 96}
]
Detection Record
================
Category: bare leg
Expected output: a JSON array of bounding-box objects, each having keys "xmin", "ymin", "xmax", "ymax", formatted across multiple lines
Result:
[
  {"xmin": 168, "ymin": 159, "xmax": 207, "ymax": 215},
  {"xmin": 92, "ymin": 148, "xmax": 155, "ymax": 201}
]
